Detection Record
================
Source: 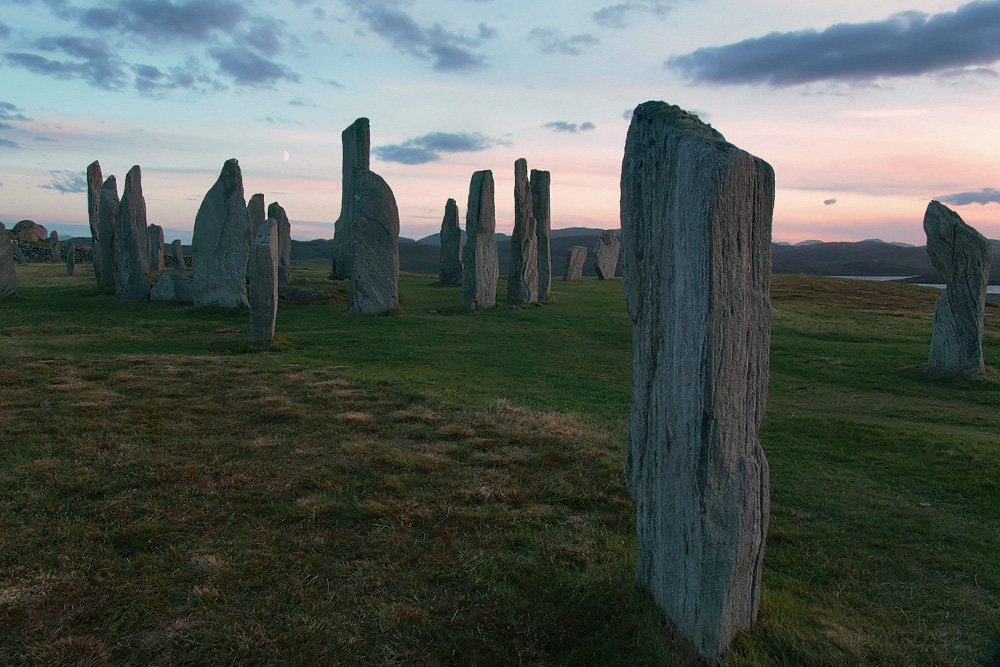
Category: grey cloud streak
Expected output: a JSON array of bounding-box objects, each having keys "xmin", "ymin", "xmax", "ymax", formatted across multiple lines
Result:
[
  {"xmin": 542, "ymin": 121, "xmax": 596, "ymax": 133},
  {"xmin": 592, "ymin": 0, "xmax": 676, "ymax": 28},
  {"xmin": 937, "ymin": 187, "xmax": 1000, "ymax": 205},
  {"xmin": 374, "ymin": 131, "xmax": 503, "ymax": 165},
  {"xmin": 529, "ymin": 27, "xmax": 599, "ymax": 56}
]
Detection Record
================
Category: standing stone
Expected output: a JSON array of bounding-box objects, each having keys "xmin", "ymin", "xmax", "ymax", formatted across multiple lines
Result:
[
  {"xmin": 116, "ymin": 165, "xmax": 151, "ymax": 301},
  {"xmin": 621, "ymin": 101, "xmax": 774, "ymax": 661},
  {"xmin": 98, "ymin": 176, "xmax": 119, "ymax": 288},
  {"xmin": 564, "ymin": 246, "xmax": 587, "ymax": 281},
  {"xmin": 0, "ymin": 222, "xmax": 16, "ymax": 298},
  {"xmin": 331, "ymin": 118, "xmax": 370, "ymax": 279},
  {"xmin": 268, "ymin": 202, "xmax": 292, "ymax": 283},
  {"xmin": 924, "ymin": 200, "xmax": 992, "ymax": 374},
  {"xmin": 48, "ymin": 231, "xmax": 59, "ymax": 261},
  {"xmin": 148, "ymin": 224, "xmax": 165, "ymax": 272},
  {"xmin": 531, "ymin": 169, "xmax": 552, "ymax": 300},
  {"xmin": 170, "ymin": 239, "xmax": 185, "ymax": 274},
  {"xmin": 593, "ymin": 230, "xmax": 621, "ymax": 279},
  {"xmin": 462, "ymin": 170, "xmax": 498, "ymax": 310},
  {"xmin": 87, "ymin": 161, "xmax": 104, "ymax": 283},
  {"xmin": 12, "ymin": 242, "xmax": 26, "ymax": 265},
  {"xmin": 508, "ymin": 158, "xmax": 538, "ymax": 306},
  {"xmin": 248, "ymin": 193, "xmax": 265, "ymax": 240},
  {"xmin": 249, "ymin": 218, "xmax": 279, "ymax": 344},
  {"xmin": 348, "ymin": 168, "xmax": 399, "ymax": 315},
  {"xmin": 192, "ymin": 159, "xmax": 251, "ymax": 309},
  {"xmin": 438, "ymin": 198, "xmax": 463, "ymax": 284},
  {"xmin": 150, "ymin": 272, "xmax": 194, "ymax": 303},
  {"xmin": 66, "ymin": 241, "xmax": 76, "ymax": 276}
]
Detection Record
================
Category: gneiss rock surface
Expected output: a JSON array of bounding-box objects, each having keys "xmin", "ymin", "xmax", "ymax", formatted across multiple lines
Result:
[
  {"xmin": 170, "ymin": 239, "xmax": 185, "ymax": 274},
  {"xmin": 116, "ymin": 166, "xmax": 151, "ymax": 300},
  {"xmin": 462, "ymin": 170, "xmax": 498, "ymax": 310},
  {"xmin": 192, "ymin": 159, "xmax": 251, "ymax": 309},
  {"xmin": 148, "ymin": 224, "xmax": 165, "ymax": 272},
  {"xmin": 564, "ymin": 246, "xmax": 586, "ymax": 281},
  {"xmin": 531, "ymin": 169, "xmax": 552, "ymax": 300},
  {"xmin": 11, "ymin": 220, "xmax": 47, "ymax": 242},
  {"xmin": 348, "ymin": 168, "xmax": 399, "ymax": 315},
  {"xmin": 924, "ymin": 200, "xmax": 992, "ymax": 374},
  {"xmin": 48, "ymin": 231, "xmax": 59, "ymax": 261},
  {"xmin": 11, "ymin": 241, "xmax": 26, "ymax": 265},
  {"xmin": 268, "ymin": 202, "xmax": 292, "ymax": 283},
  {"xmin": 87, "ymin": 161, "xmax": 105, "ymax": 284},
  {"xmin": 249, "ymin": 217, "xmax": 279, "ymax": 344},
  {"xmin": 98, "ymin": 176, "xmax": 119, "ymax": 287},
  {"xmin": 150, "ymin": 273, "xmax": 194, "ymax": 303},
  {"xmin": 438, "ymin": 198, "xmax": 463, "ymax": 284},
  {"xmin": 593, "ymin": 230, "xmax": 620, "ymax": 279},
  {"xmin": 507, "ymin": 158, "xmax": 538, "ymax": 306},
  {"xmin": 621, "ymin": 100, "xmax": 774, "ymax": 661},
  {"xmin": 66, "ymin": 241, "xmax": 76, "ymax": 275},
  {"xmin": 248, "ymin": 193, "xmax": 265, "ymax": 240},
  {"xmin": 0, "ymin": 222, "xmax": 16, "ymax": 298},
  {"xmin": 331, "ymin": 118, "xmax": 370, "ymax": 280}
]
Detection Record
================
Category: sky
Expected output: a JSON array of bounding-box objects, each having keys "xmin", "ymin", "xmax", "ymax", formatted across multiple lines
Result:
[{"xmin": 0, "ymin": 0, "xmax": 998, "ymax": 245}]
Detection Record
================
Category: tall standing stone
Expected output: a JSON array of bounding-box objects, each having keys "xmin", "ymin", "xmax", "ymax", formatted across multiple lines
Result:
[
  {"xmin": 0, "ymin": 222, "xmax": 16, "ymax": 298},
  {"xmin": 438, "ymin": 198, "xmax": 463, "ymax": 284},
  {"xmin": 249, "ymin": 218, "xmax": 279, "ymax": 345},
  {"xmin": 248, "ymin": 193, "xmax": 265, "ymax": 240},
  {"xmin": 531, "ymin": 169, "xmax": 552, "ymax": 300},
  {"xmin": 593, "ymin": 230, "xmax": 620, "ymax": 279},
  {"xmin": 116, "ymin": 165, "xmax": 151, "ymax": 301},
  {"xmin": 87, "ymin": 161, "xmax": 104, "ymax": 283},
  {"xmin": 564, "ymin": 246, "xmax": 586, "ymax": 281},
  {"xmin": 924, "ymin": 200, "xmax": 992, "ymax": 374},
  {"xmin": 621, "ymin": 101, "xmax": 774, "ymax": 661},
  {"xmin": 98, "ymin": 176, "xmax": 119, "ymax": 288},
  {"xmin": 268, "ymin": 202, "xmax": 292, "ymax": 283},
  {"xmin": 507, "ymin": 158, "xmax": 538, "ymax": 306},
  {"xmin": 48, "ymin": 231, "xmax": 59, "ymax": 261},
  {"xmin": 170, "ymin": 239, "xmax": 185, "ymax": 274},
  {"xmin": 192, "ymin": 159, "xmax": 251, "ymax": 309},
  {"xmin": 148, "ymin": 223, "xmax": 165, "ymax": 272},
  {"xmin": 462, "ymin": 170, "xmax": 498, "ymax": 311},
  {"xmin": 331, "ymin": 118, "xmax": 370, "ymax": 280},
  {"xmin": 66, "ymin": 241, "xmax": 76, "ymax": 276},
  {"xmin": 348, "ymin": 168, "xmax": 399, "ymax": 315}
]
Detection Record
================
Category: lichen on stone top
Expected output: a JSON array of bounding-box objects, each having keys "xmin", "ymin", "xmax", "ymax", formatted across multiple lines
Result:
[{"xmin": 633, "ymin": 101, "xmax": 724, "ymax": 142}]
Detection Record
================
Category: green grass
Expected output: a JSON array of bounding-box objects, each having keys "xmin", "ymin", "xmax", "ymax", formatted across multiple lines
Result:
[{"xmin": 0, "ymin": 264, "xmax": 998, "ymax": 665}]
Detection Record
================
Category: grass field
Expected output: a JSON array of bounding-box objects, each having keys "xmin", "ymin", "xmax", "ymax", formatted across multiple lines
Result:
[{"xmin": 1, "ymin": 263, "xmax": 998, "ymax": 665}]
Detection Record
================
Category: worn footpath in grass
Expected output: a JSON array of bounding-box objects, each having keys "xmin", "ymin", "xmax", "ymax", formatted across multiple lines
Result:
[{"xmin": 0, "ymin": 264, "xmax": 998, "ymax": 665}]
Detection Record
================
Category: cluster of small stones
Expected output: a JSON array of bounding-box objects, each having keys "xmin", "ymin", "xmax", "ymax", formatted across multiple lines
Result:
[
  {"xmin": 462, "ymin": 170, "xmax": 498, "ymax": 310},
  {"xmin": 531, "ymin": 169, "xmax": 552, "ymax": 300},
  {"xmin": 564, "ymin": 246, "xmax": 587, "ymax": 281},
  {"xmin": 331, "ymin": 118, "xmax": 370, "ymax": 280},
  {"xmin": 192, "ymin": 158, "xmax": 250, "ymax": 309},
  {"xmin": 438, "ymin": 198, "xmax": 463, "ymax": 284},
  {"xmin": 593, "ymin": 230, "xmax": 621, "ymax": 279},
  {"xmin": 621, "ymin": 101, "xmax": 774, "ymax": 661},
  {"xmin": 0, "ymin": 222, "xmax": 16, "ymax": 298},
  {"xmin": 507, "ymin": 158, "xmax": 539, "ymax": 306}
]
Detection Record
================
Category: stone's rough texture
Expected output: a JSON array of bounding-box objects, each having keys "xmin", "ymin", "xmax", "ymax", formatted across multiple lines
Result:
[
  {"xmin": 248, "ymin": 193, "xmax": 265, "ymax": 240},
  {"xmin": 48, "ymin": 231, "xmax": 59, "ymax": 261},
  {"xmin": 621, "ymin": 100, "xmax": 774, "ymax": 661},
  {"xmin": 170, "ymin": 240, "xmax": 185, "ymax": 274},
  {"xmin": 924, "ymin": 200, "xmax": 992, "ymax": 374},
  {"xmin": 508, "ymin": 158, "xmax": 539, "ymax": 306},
  {"xmin": 11, "ymin": 242, "xmax": 26, "ymax": 265},
  {"xmin": 66, "ymin": 241, "xmax": 76, "ymax": 275},
  {"xmin": 192, "ymin": 159, "xmax": 251, "ymax": 309},
  {"xmin": 462, "ymin": 170, "xmax": 498, "ymax": 310},
  {"xmin": 564, "ymin": 245, "xmax": 587, "ymax": 280},
  {"xmin": 11, "ymin": 220, "xmax": 48, "ymax": 242},
  {"xmin": 98, "ymin": 176, "xmax": 119, "ymax": 287},
  {"xmin": 331, "ymin": 118, "xmax": 371, "ymax": 279},
  {"xmin": 249, "ymin": 218, "xmax": 279, "ymax": 344},
  {"xmin": 593, "ymin": 230, "xmax": 621, "ymax": 279},
  {"xmin": 0, "ymin": 222, "xmax": 16, "ymax": 298},
  {"xmin": 438, "ymin": 198, "xmax": 463, "ymax": 284},
  {"xmin": 116, "ymin": 166, "xmax": 152, "ymax": 300},
  {"xmin": 150, "ymin": 272, "xmax": 194, "ymax": 303},
  {"xmin": 348, "ymin": 168, "xmax": 399, "ymax": 315},
  {"xmin": 531, "ymin": 169, "xmax": 552, "ymax": 300},
  {"xmin": 148, "ymin": 224, "xmax": 165, "ymax": 272},
  {"xmin": 87, "ymin": 161, "xmax": 104, "ymax": 283},
  {"xmin": 268, "ymin": 202, "xmax": 292, "ymax": 283}
]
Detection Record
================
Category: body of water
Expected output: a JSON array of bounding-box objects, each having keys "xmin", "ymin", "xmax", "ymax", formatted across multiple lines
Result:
[{"xmin": 827, "ymin": 275, "xmax": 1000, "ymax": 294}]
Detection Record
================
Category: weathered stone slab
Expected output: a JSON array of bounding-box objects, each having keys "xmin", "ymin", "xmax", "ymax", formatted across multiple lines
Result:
[
  {"xmin": 11, "ymin": 241, "xmax": 26, "ymax": 265},
  {"xmin": 87, "ymin": 160, "xmax": 105, "ymax": 283},
  {"xmin": 564, "ymin": 246, "xmax": 586, "ymax": 281},
  {"xmin": 531, "ymin": 169, "xmax": 552, "ymax": 300},
  {"xmin": 348, "ymin": 168, "xmax": 399, "ymax": 315},
  {"xmin": 0, "ymin": 222, "xmax": 16, "ymax": 298},
  {"xmin": 438, "ymin": 198, "xmax": 463, "ymax": 284},
  {"xmin": 66, "ymin": 241, "xmax": 76, "ymax": 276},
  {"xmin": 593, "ymin": 230, "xmax": 620, "ymax": 279},
  {"xmin": 268, "ymin": 202, "xmax": 292, "ymax": 283},
  {"xmin": 192, "ymin": 159, "xmax": 250, "ymax": 309},
  {"xmin": 170, "ymin": 239, "xmax": 185, "ymax": 274},
  {"xmin": 462, "ymin": 170, "xmax": 498, "ymax": 310},
  {"xmin": 924, "ymin": 200, "xmax": 992, "ymax": 374},
  {"xmin": 508, "ymin": 158, "xmax": 538, "ymax": 306},
  {"xmin": 331, "ymin": 118, "xmax": 370, "ymax": 280},
  {"xmin": 116, "ymin": 166, "xmax": 151, "ymax": 300},
  {"xmin": 148, "ymin": 224, "xmax": 165, "ymax": 272},
  {"xmin": 150, "ymin": 272, "xmax": 194, "ymax": 303},
  {"xmin": 11, "ymin": 220, "xmax": 47, "ymax": 242},
  {"xmin": 621, "ymin": 101, "xmax": 774, "ymax": 661},
  {"xmin": 249, "ymin": 218, "xmax": 279, "ymax": 344},
  {"xmin": 48, "ymin": 231, "xmax": 59, "ymax": 261},
  {"xmin": 98, "ymin": 176, "xmax": 119, "ymax": 287},
  {"xmin": 248, "ymin": 193, "xmax": 265, "ymax": 240}
]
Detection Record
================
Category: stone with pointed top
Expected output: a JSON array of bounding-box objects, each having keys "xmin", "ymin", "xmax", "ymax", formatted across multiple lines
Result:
[
  {"xmin": 438, "ymin": 198, "xmax": 463, "ymax": 284},
  {"xmin": 348, "ymin": 168, "xmax": 399, "ymax": 315},
  {"xmin": 116, "ymin": 166, "xmax": 151, "ymax": 300},
  {"xmin": 462, "ymin": 170, "xmax": 498, "ymax": 310},
  {"xmin": 564, "ymin": 246, "xmax": 586, "ymax": 281},
  {"xmin": 192, "ymin": 159, "xmax": 250, "ymax": 308}
]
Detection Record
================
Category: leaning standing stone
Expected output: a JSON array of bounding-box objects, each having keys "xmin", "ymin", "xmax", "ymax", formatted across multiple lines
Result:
[
  {"xmin": 924, "ymin": 200, "xmax": 992, "ymax": 374},
  {"xmin": 170, "ymin": 239, "xmax": 185, "ymax": 274},
  {"xmin": 462, "ymin": 170, "xmax": 498, "ymax": 310},
  {"xmin": 0, "ymin": 222, "xmax": 16, "ymax": 298},
  {"xmin": 508, "ymin": 158, "xmax": 538, "ymax": 306},
  {"xmin": 116, "ymin": 165, "xmax": 151, "ymax": 300},
  {"xmin": 593, "ymin": 230, "xmax": 620, "ymax": 279},
  {"xmin": 248, "ymin": 193, "xmax": 265, "ymax": 240},
  {"xmin": 66, "ymin": 241, "xmax": 76, "ymax": 276},
  {"xmin": 12, "ymin": 242, "xmax": 26, "ymax": 265},
  {"xmin": 249, "ymin": 218, "xmax": 279, "ymax": 344},
  {"xmin": 348, "ymin": 168, "xmax": 399, "ymax": 315},
  {"xmin": 87, "ymin": 161, "xmax": 104, "ymax": 283},
  {"xmin": 564, "ymin": 246, "xmax": 586, "ymax": 281},
  {"xmin": 331, "ymin": 118, "xmax": 370, "ymax": 279},
  {"xmin": 148, "ymin": 224, "xmax": 165, "ymax": 272},
  {"xmin": 438, "ymin": 198, "xmax": 463, "ymax": 284},
  {"xmin": 48, "ymin": 231, "xmax": 59, "ymax": 261},
  {"xmin": 621, "ymin": 101, "xmax": 774, "ymax": 661},
  {"xmin": 268, "ymin": 202, "xmax": 292, "ymax": 283},
  {"xmin": 98, "ymin": 176, "xmax": 119, "ymax": 287},
  {"xmin": 192, "ymin": 159, "xmax": 251, "ymax": 309},
  {"xmin": 531, "ymin": 169, "xmax": 552, "ymax": 300}
]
